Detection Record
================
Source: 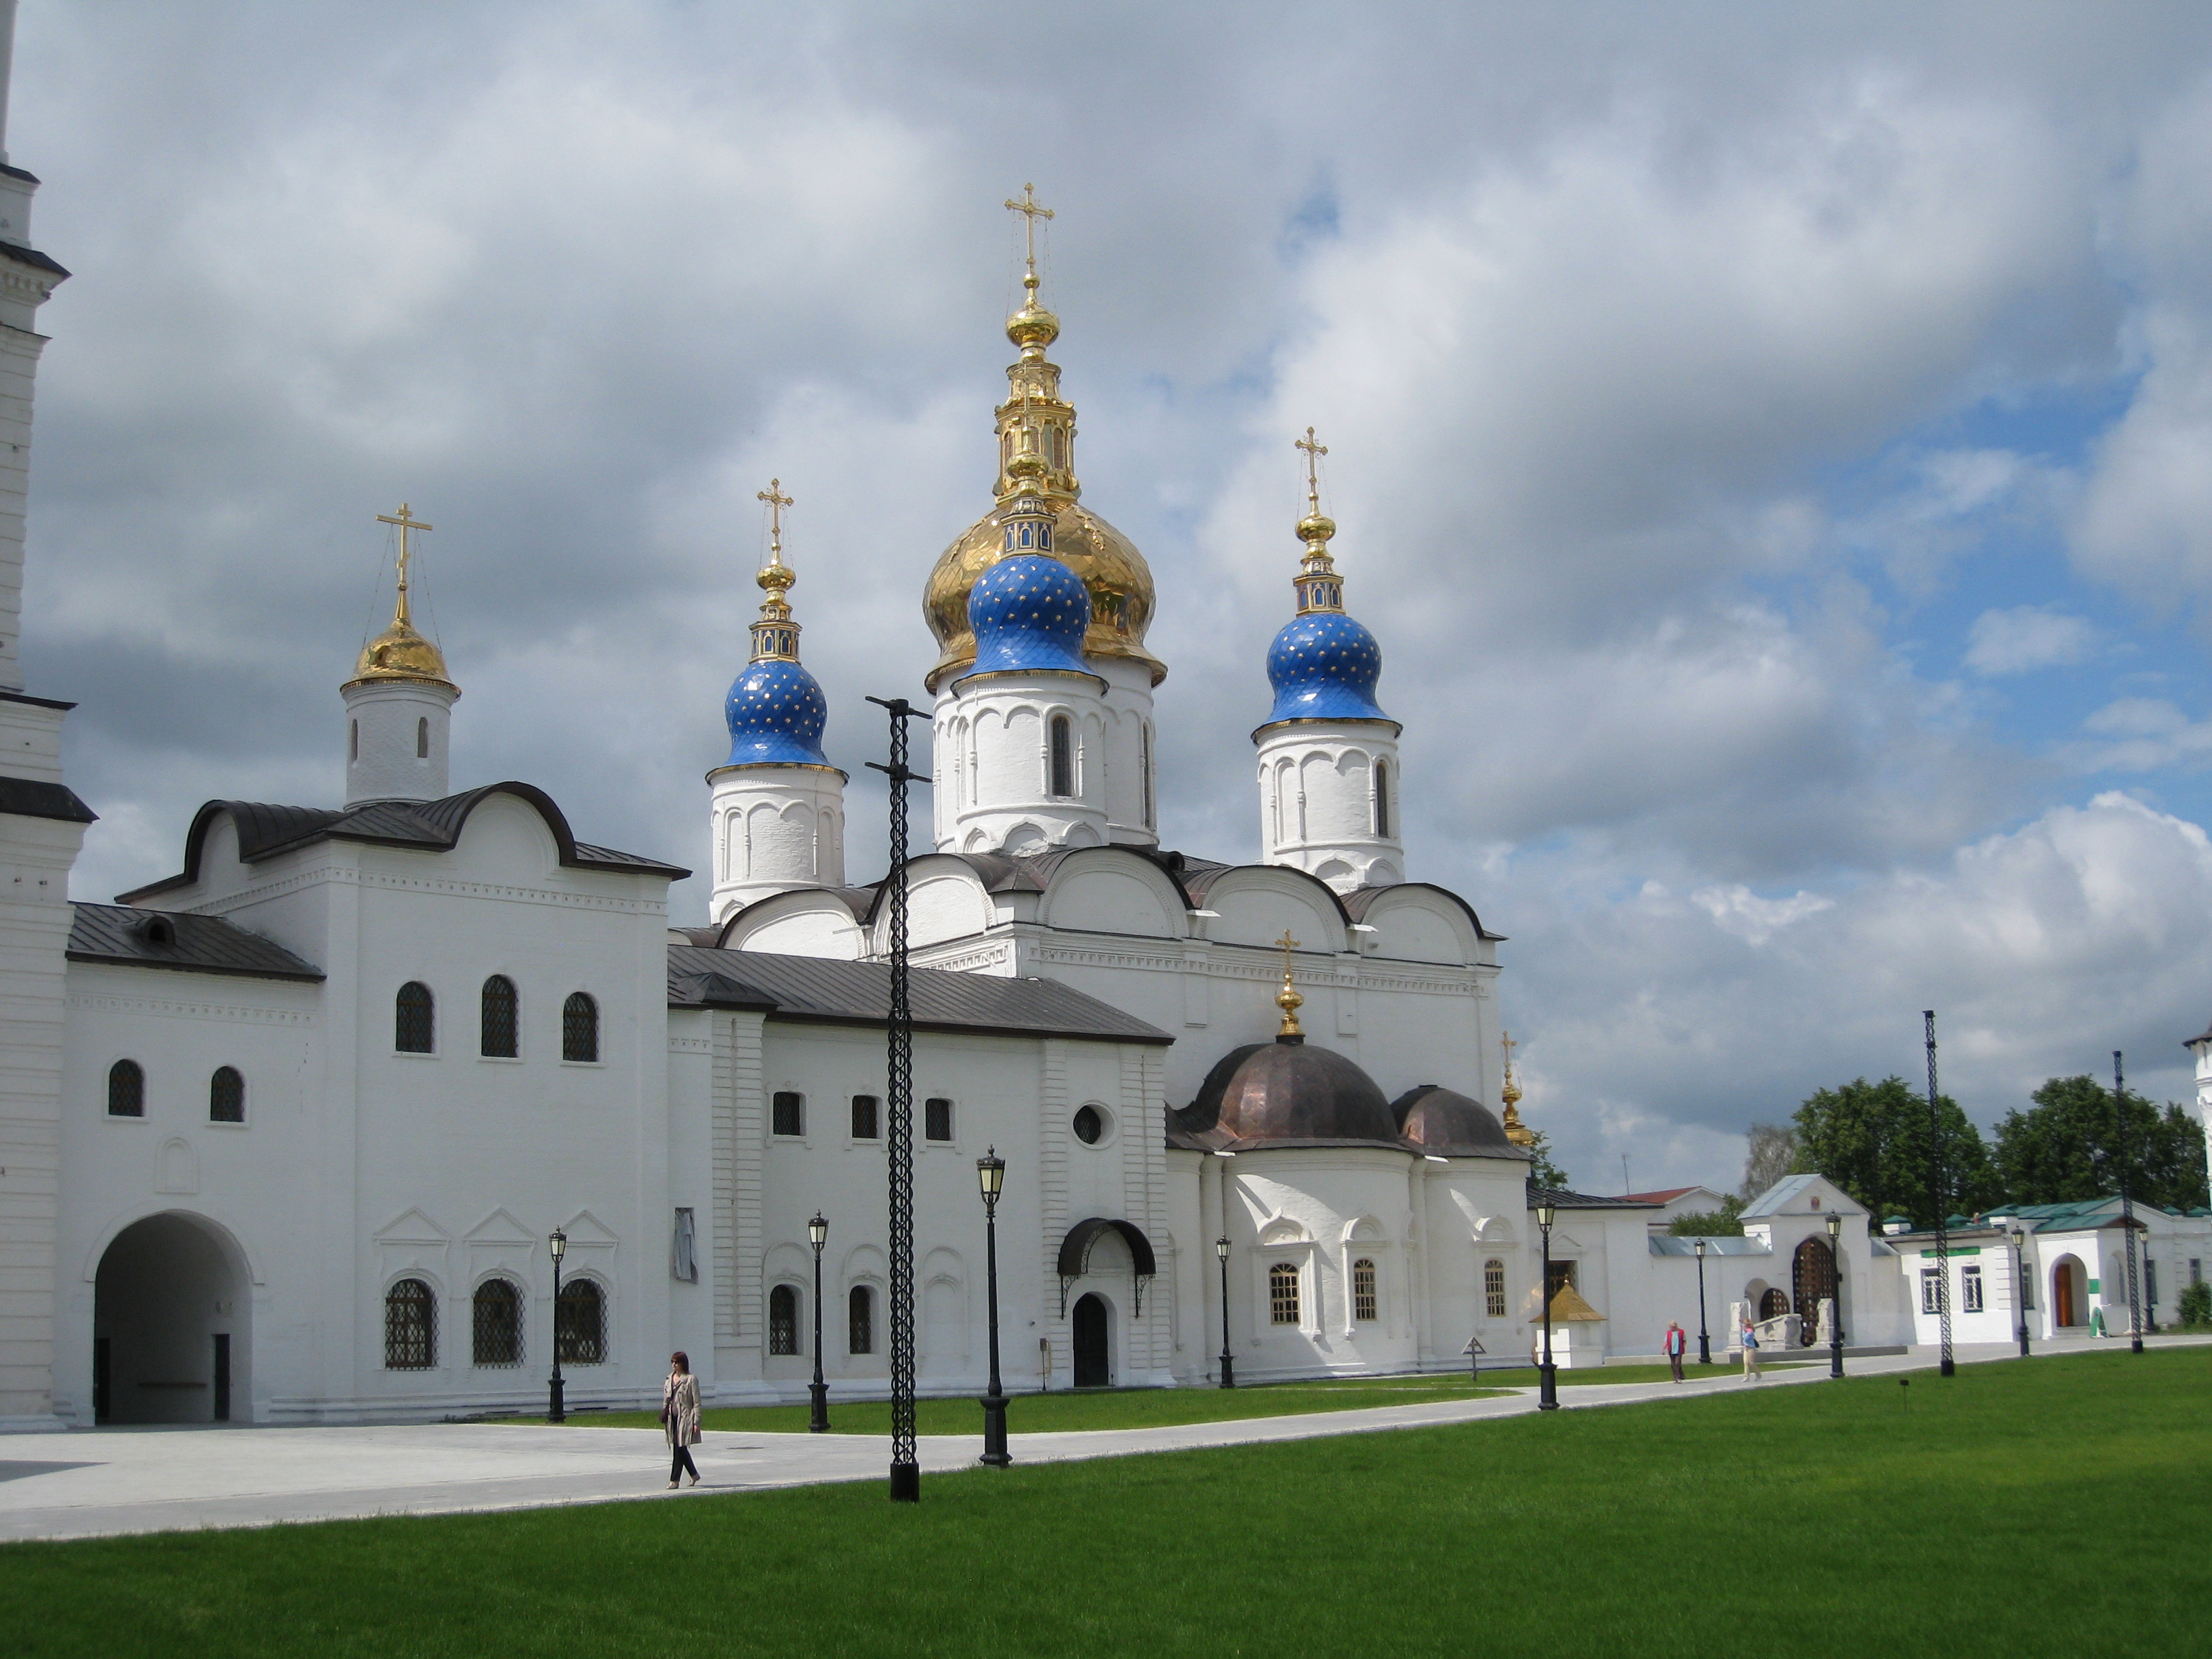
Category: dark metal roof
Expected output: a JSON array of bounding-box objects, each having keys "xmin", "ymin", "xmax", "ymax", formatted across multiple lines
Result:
[
  {"xmin": 1057, "ymin": 1218, "xmax": 1158, "ymax": 1279},
  {"xmin": 1174, "ymin": 1037, "xmax": 1404, "ymax": 1151},
  {"xmin": 0, "ymin": 239, "xmax": 68, "ymax": 279},
  {"xmin": 1391, "ymin": 1084, "xmax": 1530, "ymax": 1160},
  {"xmin": 0, "ymin": 776, "xmax": 96, "ymax": 824},
  {"xmin": 668, "ymin": 945, "xmax": 1173, "ymax": 1045},
  {"xmin": 68, "ymin": 903, "xmax": 324, "ymax": 983},
  {"xmin": 1529, "ymin": 1183, "xmax": 1664, "ymax": 1211},
  {"xmin": 118, "ymin": 782, "xmax": 688, "ymax": 901}
]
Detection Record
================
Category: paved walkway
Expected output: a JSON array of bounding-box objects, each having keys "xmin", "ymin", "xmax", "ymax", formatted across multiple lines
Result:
[{"xmin": 3, "ymin": 1337, "xmax": 2200, "ymax": 1542}]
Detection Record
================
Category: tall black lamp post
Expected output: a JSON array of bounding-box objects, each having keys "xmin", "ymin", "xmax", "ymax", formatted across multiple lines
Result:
[
  {"xmin": 807, "ymin": 1212, "xmax": 830, "ymax": 1433},
  {"xmin": 977, "ymin": 1147, "xmax": 1010, "ymax": 1467},
  {"xmin": 1694, "ymin": 1236, "xmax": 1711, "ymax": 1367},
  {"xmin": 1825, "ymin": 1210, "xmax": 1845, "ymax": 1379},
  {"xmin": 2010, "ymin": 1224, "xmax": 2031, "ymax": 1358},
  {"xmin": 1925, "ymin": 1011, "xmax": 1955, "ymax": 1377},
  {"xmin": 1536, "ymin": 1200, "xmax": 1559, "ymax": 1410},
  {"xmin": 546, "ymin": 1226, "xmax": 568, "ymax": 1424},
  {"xmin": 1215, "ymin": 1236, "xmax": 1235, "ymax": 1388},
  {"xmin": 2114, "ymin": 1051, "xmax": 2144, "ymax": 1355}
]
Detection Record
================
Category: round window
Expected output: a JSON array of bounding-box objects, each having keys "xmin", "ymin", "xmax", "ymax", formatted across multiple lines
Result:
[{"xmin": 1073, "ymin": 1105, "xmax": 1104, "ymax": 1145}]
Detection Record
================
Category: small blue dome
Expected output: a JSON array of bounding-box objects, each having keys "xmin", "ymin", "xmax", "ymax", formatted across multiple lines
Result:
[
  {"xmin": 1264, "ymin": 610, "xmax": 1389, "ymax": 724},
  {"xmin": 962, "ymin": 553, "xmax": 1092, "ymax": 681},
  {"xmin": 723, "ymin": 658, "xmax": 830, "ymax": 767}
]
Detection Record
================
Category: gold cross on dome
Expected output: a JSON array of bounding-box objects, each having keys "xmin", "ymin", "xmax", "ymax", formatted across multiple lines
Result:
[
  {"xmin": 1274, "ymin": 929, "xmax": 1300, "ymax": 969},
  {"xmin": 756, "ymin": 479, "xmax": 794, "ymax": 562},
  {"xmin": 1005, "ymin": 182, "xmax": 1054, "ymax": 278},
  {"xmin": 1500, "ymin": 1029, "xmax": 1517, "ymax": 1067},
  {"xmin": 1295, "ymin": 427, "xmax": 1328, "ymax": 514},
  {"xmin": 375, "ymin": 503, "xmax": 432, "ymax": 625}
]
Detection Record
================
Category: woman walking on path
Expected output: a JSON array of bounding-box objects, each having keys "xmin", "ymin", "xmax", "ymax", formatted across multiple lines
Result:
[
  {"xmin": 1740, "ymin": 1319, "xmax": 1761, "ymax": 1381},
  {"xmin": 663, "ymin": 1351, "xmax": 703, "ymax": 1488}
]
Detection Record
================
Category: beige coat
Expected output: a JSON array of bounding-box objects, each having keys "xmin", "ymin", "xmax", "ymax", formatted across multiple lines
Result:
[{"xmin": 662, "ymin": 1371, "xmax": 701, "ymax": 1446}]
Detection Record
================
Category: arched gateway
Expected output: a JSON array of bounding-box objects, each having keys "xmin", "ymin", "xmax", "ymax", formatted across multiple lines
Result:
[{"xmin": 93, "ymin": 1212, "xmax": 252, "ymax": 1425}]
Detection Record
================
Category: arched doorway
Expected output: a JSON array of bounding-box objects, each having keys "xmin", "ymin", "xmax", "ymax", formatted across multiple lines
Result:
[
  {"xmin": 93, "ymin": 1212, "xmax": 251, "ymax": 1425},
  {"xmin": 1071, "ymin": 1293, "xmax": 1111, "ymax": 1389},
  {"xmin": 1793, "ymin": 1237, "xmax": 1837, "ymax": 1347},
  {"xmin": 2052, "ymin": 1256, "xmax": 2085, "ymax": 1328},
  {"xmin": 1758, "ymin": 1287, "xmax": 1789, "ymax": 1322}
]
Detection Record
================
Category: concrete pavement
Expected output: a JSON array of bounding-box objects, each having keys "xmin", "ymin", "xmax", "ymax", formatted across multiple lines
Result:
[{"xmin": 2, "ymin": 1336, "xmax": 2198, "ymax": 1543}]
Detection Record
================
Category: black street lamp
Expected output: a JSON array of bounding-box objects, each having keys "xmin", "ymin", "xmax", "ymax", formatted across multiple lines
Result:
[
  {"xmin": 1215, "ymin": 1236, "xmax": 1235, "ymax": 1389},
  {"xmin": 1694, "ymin": 1236, "xmax": 1711, "ymax": 1367},
  {"xmin": 2010, "ymin": 1223, "xmax": 2031, "ymax": 1358},
  {"xmin": 808, "ymin": 1212, "xmax": 830, "ymax": 1433},
  {"xmin": 1824, "ymin": 1211, "xmax": 1845, "ymax": 1379},
  {"xmin": 1536, "ymin": 1200, "xmax": 1559, "ymax": 1410},
  {"xmin": 2114, "ymin": 1051, "xmax": 2144, "ymax": 1355},
  {"xmin": 547, "ymin": 1226, "xmax": 567, "ymax": 1424},
  {"xmin": 977, "ymin": 1148, "xmax": 1010, "ymax": 1467},
  {"xmin": 1925, "ymin": 1011, "xmax": 1954, "ymax": 1377}
]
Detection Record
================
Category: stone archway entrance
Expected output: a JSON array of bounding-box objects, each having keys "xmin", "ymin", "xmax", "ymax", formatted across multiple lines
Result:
[
  {"xmin": 1071, "ymin": 1293, "xmax": 1111, "ymax": 1389},
  {"xmin": 2052, "ymin": 1255, "xmax": 2085, "ymax": 1328},
  {"xmin": 93, "ymin": 1212, "xmax": 251, "ymax": 1425},
  {"xmin": 1793, "ymin": 1237, "xmax": 1837, "ymax": 1347}
]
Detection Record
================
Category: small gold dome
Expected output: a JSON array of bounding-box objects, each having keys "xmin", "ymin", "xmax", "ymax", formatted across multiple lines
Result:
[
  {"xmin": 346, "ymin": 617, "xmax": 455, "ymax": 691},
  {"xmin": 1007, "ymin": 297, "xmax": 1061, "ymax": 351},
  {"xmin": 924, "ymin": 501, "xmax": 1164, "ymax": 693},
  {"xmin": 1298, "ymin": 511, "xmax": 1336, "ymax": 545}
]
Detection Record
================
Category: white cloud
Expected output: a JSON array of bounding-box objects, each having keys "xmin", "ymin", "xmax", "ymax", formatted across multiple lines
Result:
[
  {"xmin": 2062, "ymin": 697, "xmax": 2212, "ymax": 773},
  {"xmin": 1964, "ymin": 605, "xmax": 2101, "ymax": 674}
]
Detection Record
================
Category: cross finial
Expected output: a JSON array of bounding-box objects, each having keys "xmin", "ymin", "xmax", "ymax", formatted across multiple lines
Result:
[
  {"xmin": 756, "ymin": 479, "xmax": 794, "ymax": 564},
  {"xmin": 1500, "ymin": 1028, "xmax": 1517, "ymax": 1066},
  {"xmin": 1295, "ymin": 427, "xmax": 1328, "ymax": 516},
  {"xmin": 375, "ymin": 503, "xmax": 433, "ymax": 626},
  {"xmin": 1005, "ymin": 182, "xmax": 1054, "ymax": 283},
  {"xmin": 1272, "ymin": 930, "xmax": 1305, "ymax": 1039}
]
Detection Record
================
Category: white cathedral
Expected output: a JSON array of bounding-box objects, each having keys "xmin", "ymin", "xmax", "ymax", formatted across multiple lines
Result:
[{"xmin": 7, "ymin": 43, "xmax": 2196, "ymax": 1433}]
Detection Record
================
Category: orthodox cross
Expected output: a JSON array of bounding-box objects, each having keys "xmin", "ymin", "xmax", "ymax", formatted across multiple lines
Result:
[
  {"xmin": 757, "ymin": 479, "xmax": 793, "ymax": 563},
  {"xmin": 1500, "ymin": 1028, "xmax": 1517, "ymax": 1070},
  {"xmin": 1294, "ymin": 427, "xmax": 1327, "ymax": 514},
  {"xmin": 1274, "ymin": 929, "xmax": 1300, "ymax": 978},
  {"xmin": 375, "ymin": 503, "xmax": 432, "ymax": 624},
  {"xmin": 1005, "ymin": 182, "xmax": 1054, "ymax": 279}
]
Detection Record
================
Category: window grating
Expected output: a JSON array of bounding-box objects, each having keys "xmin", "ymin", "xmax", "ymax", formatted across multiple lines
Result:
[
  {"xmin": 480, "ymin": 976, "xmax": 518, "ymax": 1057},
  {"xmin": 395, "ymin": 982, "xmax": 434, "ymax": 1053},
  {"xmin": 848, "ymin": 1285, "xmax": 874, "ymax": 1354},
  {"xmin": 556, "ymin": 1279, "xmax": 605, "ymax": 1364},
  {"xmin": 386, "ymin": 1278, "xmax": 435, "ymax": 1369},
  {"xmin": 1352, "ymin": 1258, "xmax": 1378, "ymax": 1322},
  {"xmin": 769, "ymin": 1284, "xmax": 800, "ymax": 1356},
  {"xmin": 851, "ymin": 1095, "xmax": 880, "ymax": 1139},
  {"xmin": 209, "ymin": 1066, "xmax": 244, "ymax": 1123},
  {"xmin": 1484, "ymin": 1258, "xmax": 1507, "ymax": 1319},
  {"xmin": 107, "ymin": 1060, "xmax": 144, "ymax": 1118},
  {"xmin": 773, "ymin": 1092, "xmax": 804, "ymax": 1136},
  {"xmin": 1269, "ymin": 1262, "xmax": 1301, "ymax": 1326},
  {"xmin": 562, "ymin": 992, "xmax": 598, "ymax": 1063},
  {"xmin": 924, "ymin": 1098, "xmax": 953, "ymax": 1143},
  {"xmin": 472, "ymin": 1279, "xmax": 522, "ymax": 1366}
]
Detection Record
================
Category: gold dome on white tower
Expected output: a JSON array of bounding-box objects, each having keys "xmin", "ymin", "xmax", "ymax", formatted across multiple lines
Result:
[{"xmin": 346, "ymin": 504, "xmax": 455, "ymax": 693}]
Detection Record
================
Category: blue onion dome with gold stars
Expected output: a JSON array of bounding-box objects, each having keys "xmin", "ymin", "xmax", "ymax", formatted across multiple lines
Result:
[
  {"xmin": 721, "ymin": 493, "xmax": 835, "ymax": 769},
  {"xmin": 1261, "ymin": 467, "xmax": 1394, "ymax": 729},
  {"xmin": 957, "ymin": 506, "xmax": 1099, "ymax": 684}
]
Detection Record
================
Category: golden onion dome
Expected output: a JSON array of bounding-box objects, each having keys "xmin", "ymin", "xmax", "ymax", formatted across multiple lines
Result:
[
  {"xmin": 924, "ymin": 502, "xmax": 1162, "ymax": 692},
  {"xmin": 346, "ymin": 616, "xmax": 455, "ymax": 691}
]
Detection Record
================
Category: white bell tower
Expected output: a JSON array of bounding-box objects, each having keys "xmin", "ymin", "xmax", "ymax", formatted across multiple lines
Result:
[{"xmin": 342, "ymin": 504, "xmax": 458, "ymax": 806}]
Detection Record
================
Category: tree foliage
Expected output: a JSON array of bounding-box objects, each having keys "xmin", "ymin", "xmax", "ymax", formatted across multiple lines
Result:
[
  {"xmin": 1994, "ymin": 1077, "xmax": 2210, "ymax": 1214},
  {"xmin": 1523, "ymin": 1128, "xmax": 1571, "ymax": 1191},
  {"xmin": 1788, "ymin": 1075, "xmax": 1999, "ymax": 1228},
  {"xmin": 1740, "ymin": 1123, "xmax": 1797, "ymax": 1202},
  {"xmin": 1668, "ymin": 1195, "xmax": 1746, "ymax": 1236}
]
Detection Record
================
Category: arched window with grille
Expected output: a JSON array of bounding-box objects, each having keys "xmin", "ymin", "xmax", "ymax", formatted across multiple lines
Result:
[
  {"xmin": 1048, "ymin": 714, "xmax": 1073, "ymax": 798},
  {"xmin": 769, "ymin": 1284, "xmax": 800, "ymax": 1356},
  {"xmin": 1374, "ymin": 760, "xmax": 1391, "ymax": 838},
  {"xmin": 556, "ymin": 1279, "xmax": 605, "ymax": 1364},
  {"xmin": 1352, "ymin": 1258, "xmax": 1378, "ymax": 1322},
  {"xmin": 415, "ymin": 716, "xmax": 429, "ymax": 758},
  {"xmin": 395, "ymin": 981, "xmax": 434, "ymax": 1053},
  {"xmin": 480, "ymin": 976, "xmax": 518, "ymax": 1058},
  {"xmin": 848, "ymin": 1284, "xmax": 874, "ymax": 1355},
  {"xmin": 208, "ymin": 1066, "xmax": 244, "ymax": 1124},
  {"xmin": 385, "ymin": 1278, "xmax": 435, "ymax": 1369},
  {"xmin": 850, "ymin": 1095, "xmax": 880, "ymax": 1139},
  {"xmin": 106, "ymin": 1059, "xmax": 144, "ymax": 1118},
  {"xmin": 1484, "ymin": 1258, "xmax": 1507, "ymax": 1319},
  {"xmin": 1269, "ymin": 1262, "xmax": 1301, "ymax": 1326},
  {"xmin": 472, "ymin": 1278, "xmax": 522, "ymax": 1367},
  {"xmin": 562, "ymin": 992, "xmax": 598, "ymax": 1063}
]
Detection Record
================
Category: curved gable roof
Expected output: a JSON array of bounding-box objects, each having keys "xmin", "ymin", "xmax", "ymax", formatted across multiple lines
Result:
[
  {"xmin": 1343, "ymin": 880, "xmax": 1503, "ymax": 943},
  {"xmin": 118, "ymin": 782, "xmax": 688, "ymax": 902}
]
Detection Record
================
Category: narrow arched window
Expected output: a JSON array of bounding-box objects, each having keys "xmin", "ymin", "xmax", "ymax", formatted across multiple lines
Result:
[
  {"xmin": 478, "ymin": 976, "xmax": 518, "ymax": 1058},
  {"xmin": 1269, "ymin": 1262, "xmax": 1301, "ymax": 1326},
  {"xmin": 556, "ymin": 1279, "xmax": 604, "ymax": 1364},
  {"xmin": 562, "ymin": 992, "xmax": 598, "ymax": 1063},
  {"xmin": 472, "ymin": 1278, "xmax": 522, "ymax": 1367},
  {"xmin": 106, "ymin": 1059, "xmax": 145, "ymax": 1118},
  {"xmin": 385, "ymin": 1278, "xmax": 435, "ymax": 1369},
  {"xmin": 395, "ymin": 981, "xmax": 434, "ymax": 1053},
  {"xmin": 1374, "ymin": 760, "xmax": 1391, "ymax": 838},
  {"xmin": 415, "ymin": 716, "xmax": 429, "ymax": 758},
  {"xmin": 1484, "ymin": 1258, "xmax": 1507, "ymax": 1319},
  {"xmin": 772, "ymin": 1092, "xmax": 804, "ymax": 1137},
  {"xmin": 1352, "ymin": 1258, "xmax": 1378, "ymax": 1322},
  {"xmin": 350, "ymin": 719, "xmax": 359, "ymax": 760},
  {"xmin": 769, "ymin": 1284, "xmax": 800, "ymax": 1356},
  {"xmin": 1141, "ymin": 722, "xmax": 1155, "ymax": 828},
  {"xmin": 209, "ymin": 1066, "xmax": 244, "ymax": 1124},
  {"xmin": 848, "ymin": 1285, "xmax": 874, "ymax": 1355},
  {"xmin": 851, "ymin": 1094, "xmax": 880, "ymax": 1139},
  {"xmin": 1048, "ymin": 714, "xmax": 1073, "ymax": 798}
]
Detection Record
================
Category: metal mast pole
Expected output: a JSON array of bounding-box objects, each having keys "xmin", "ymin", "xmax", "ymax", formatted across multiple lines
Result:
[
  {"xmin": 868, "ymin": 695, "xmax": 928, "ymax": 1502},
  {"xmin": 2115, "ymin": 1052, "xmax": 2144, "ymax": 1355},
  {"xmin": 1925, "ymin": 1010, "xmax": 1954, "ymax": 1378}
]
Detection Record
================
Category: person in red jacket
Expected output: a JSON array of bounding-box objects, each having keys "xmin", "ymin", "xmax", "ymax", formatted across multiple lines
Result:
[{"xmin": 1664, "ymin": 1321, "xmax": 1687, "ymax": 1381}]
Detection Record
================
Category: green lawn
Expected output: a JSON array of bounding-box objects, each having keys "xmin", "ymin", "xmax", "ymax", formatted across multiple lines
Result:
[{"xmin": 10, "ymin": 1348, "xmax": 2208, "ymax": 1658}]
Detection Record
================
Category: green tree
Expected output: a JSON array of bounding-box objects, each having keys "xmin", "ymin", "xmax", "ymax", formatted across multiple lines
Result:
[
  {"xmin": 1523, "ymin": 1128, "xmax": 1571, "ymax": 1191},
  {"xmin": 1790, "ymin": 1075, "xmax": 1999, "ymax": 1228},
  {"xmin": 1668, "ymin": 1194, "xmax": 1746, "ymax": 1236},
  {"xmin": 1994, "ymin": 1077, "xmax": 2211, "ymax": 1214}
]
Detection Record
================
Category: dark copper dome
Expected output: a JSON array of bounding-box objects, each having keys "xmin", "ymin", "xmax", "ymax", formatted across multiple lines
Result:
[
  {"xmin": 1176, "ymin": 1037, "xmax": 1401, "ymax": 1149},
  {"xmin": 1391, "ymin": 1084, "xmax": 1528, "ymax": 1159}
]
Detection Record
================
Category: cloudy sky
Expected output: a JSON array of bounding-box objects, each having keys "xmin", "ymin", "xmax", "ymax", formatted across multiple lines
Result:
[{"xmin": 17, "ymin": 1, "xmax": 2212, "ymax": 1193}]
